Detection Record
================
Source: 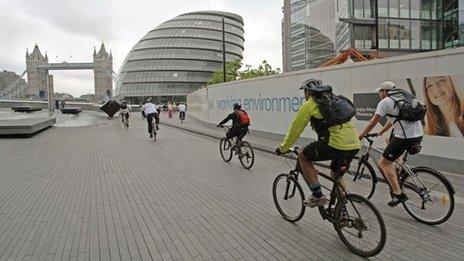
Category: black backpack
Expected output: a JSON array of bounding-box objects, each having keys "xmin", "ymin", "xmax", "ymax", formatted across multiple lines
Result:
[
  {"xmin": 387, "ymin": 89, "xmax": 425, "ymax": 122},
  {"xmin": 311, "ymin": 85, "xmax": 356, "ymax": 134}
]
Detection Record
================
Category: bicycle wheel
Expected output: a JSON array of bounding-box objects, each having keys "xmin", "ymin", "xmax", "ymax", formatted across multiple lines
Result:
[
  {"xmin": 219, "ymin": 138, "xmax": 233, "ymax": 162},
  {"xmin": 152, "ymin": 123, "xmax": 157, "ymax": 142},
  {"xmin": 335, "ymin": 194, "xmax": 386, "ymax": 257},
  {"xmin": 401, "ymin": 167, "xmax": 454, "ymax": 225},
  {"xmin": 272, "ymin": 173, "xmax": 305, "ymax": 222},
  {"xmin": 344, "ymin": 156, "xmax": 376, "ymax": 199},
  {"xmin": 239, "ymin": 141, "xmax": 254, "ymax": 169}
]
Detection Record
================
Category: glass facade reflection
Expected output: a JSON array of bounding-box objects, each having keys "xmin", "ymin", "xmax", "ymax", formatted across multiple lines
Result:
[
  {"xmin": 282, "ymin": 0, "xmax": 463, "ymax": 72},
  {"xmin": 116, "ymin": 11, "xmax": 244, "ymax": 102},
  {"xmin": 287, "ymin": 0, "xmax": 337, "ymax": 70}
]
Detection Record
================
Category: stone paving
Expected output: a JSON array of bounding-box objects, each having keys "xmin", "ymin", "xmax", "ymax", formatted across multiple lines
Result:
[{"xmin": 0, "ymin": 110, "xmax": 463, "ymax": 260}]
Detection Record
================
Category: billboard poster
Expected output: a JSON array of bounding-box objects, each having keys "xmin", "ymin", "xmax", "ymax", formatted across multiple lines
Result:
[{"xmin": 354, "ymin": 75, "xmax": 464, "ymax": 140}]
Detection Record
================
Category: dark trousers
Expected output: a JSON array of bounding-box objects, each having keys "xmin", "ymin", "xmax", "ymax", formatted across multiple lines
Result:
[
  {"xmin": 147, "ymin": 113, "xmax": 160, "ymax": 134},
  {"xmin": 120, "ymin": 113, "xmax": 129, "ymax": 122},
  {"xmin": 179, "ymin": 111, "xmax": 185, "ymax": 119}
]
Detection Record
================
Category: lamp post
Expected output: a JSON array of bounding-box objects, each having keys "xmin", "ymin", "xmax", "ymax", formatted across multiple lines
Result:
[{"xmin": 222, "ymin": 15, "xmax": 227, "ymax": 83}]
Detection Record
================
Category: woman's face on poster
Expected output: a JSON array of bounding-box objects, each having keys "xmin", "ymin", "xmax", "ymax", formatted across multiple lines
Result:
[{"xmin": 425, "ymin": 76, "xmax": 453, "ymax": 106}]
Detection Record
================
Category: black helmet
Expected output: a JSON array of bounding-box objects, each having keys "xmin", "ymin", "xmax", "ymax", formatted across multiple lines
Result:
[
  {"xmin": 310, "ymin": 85, "xmax": 332, "ymax": 93},
  {"xmin": 233, "ymin": 101, "xmax": 241, "ymax": 110},
  {"xmin": 300, "ymin": 78, "xmax": 322, "ymax": 90}
]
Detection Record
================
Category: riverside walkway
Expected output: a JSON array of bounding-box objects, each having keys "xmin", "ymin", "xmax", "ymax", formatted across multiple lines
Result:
[{"xmin": 0, "ymin": 110, "xmax": 463, "ymax": 260}]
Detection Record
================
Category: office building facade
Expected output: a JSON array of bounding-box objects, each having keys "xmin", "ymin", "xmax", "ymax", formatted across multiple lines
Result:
[{"xmin": 282, "ymin": 0, "xmax": 464, "ymax": 72}]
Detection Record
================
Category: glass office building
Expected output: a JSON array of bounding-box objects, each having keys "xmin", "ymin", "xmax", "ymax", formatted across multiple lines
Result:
[
  {"xmin": 282, "ymin": 0, "xmax": 464, "ymax": 72},
  {"xmin": 116, "ymin": 11, "xmax": 244, "ymax": 103},
  {"xmin": 284, "ymin": 0, "xmax": 338, "ymax": 71}
]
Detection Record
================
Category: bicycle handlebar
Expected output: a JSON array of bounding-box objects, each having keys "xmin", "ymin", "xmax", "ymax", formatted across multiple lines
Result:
[{"xmin": 363, "ymin": 133, "xmax": 379, "ymax": 145}]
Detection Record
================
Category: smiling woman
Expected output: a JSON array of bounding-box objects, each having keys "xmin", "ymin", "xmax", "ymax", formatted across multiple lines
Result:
[{"xmin": 423, "ymin": 75, "xmax": 464, "ymax": 138}]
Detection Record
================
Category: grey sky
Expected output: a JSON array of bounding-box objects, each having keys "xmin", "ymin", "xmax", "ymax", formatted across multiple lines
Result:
[{"xmin": 0, "ymin": 0, "xmax": 283, "ymax": 97}]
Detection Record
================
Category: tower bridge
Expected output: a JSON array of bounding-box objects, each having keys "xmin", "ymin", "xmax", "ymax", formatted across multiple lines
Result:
[{"xmin": 1, "ymin": 43, "xmax": 114, "ymax": 103}]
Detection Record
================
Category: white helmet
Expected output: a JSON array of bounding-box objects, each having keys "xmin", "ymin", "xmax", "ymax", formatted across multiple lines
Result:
[{"xmin": 375, "ymin": 81, "xmax": 396, "ymax": 92}]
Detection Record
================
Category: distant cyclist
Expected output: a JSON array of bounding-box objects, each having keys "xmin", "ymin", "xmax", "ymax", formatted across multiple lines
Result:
[
  {"xmin": 358, "ymin": 81, "xmax": 424, "ymax": 206},
  {"xmin": 275, "ymin": 79, "xmax": 360, "ymax": 207},
  {"xmin": 178, "ymin": 102, "xmax": 186, "ymax": 121},
  {"xmin": 119, "ymin": 100, "xmax": 131, "ymax": 127},
  {"xmin": 217, "ymin": 102, "xmax": 250, "ymax": 142},
  {"xmin": 142, "ymin": 98, "xmax": 160, "ymax": 138}
]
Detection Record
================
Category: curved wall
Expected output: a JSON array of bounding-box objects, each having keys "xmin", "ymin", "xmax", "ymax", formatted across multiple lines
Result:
[{"xmin": 116, "ymin": 11, "xmax": 244, "ymax": 99}]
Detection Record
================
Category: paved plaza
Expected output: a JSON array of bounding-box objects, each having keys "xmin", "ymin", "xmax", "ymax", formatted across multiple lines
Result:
[{"xmin": 0, "ymin": 110, "xmax": 463, "ymax": 260}]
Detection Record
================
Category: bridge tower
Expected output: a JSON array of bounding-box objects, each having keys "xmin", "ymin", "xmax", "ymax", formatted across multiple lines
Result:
[
  {"xmin": 26, "ymin": 44, "xmax": 49, "ymax": 98},
  {"xmin": 93, "ymin": 43, "xmax": 113, "ymax": 103}
]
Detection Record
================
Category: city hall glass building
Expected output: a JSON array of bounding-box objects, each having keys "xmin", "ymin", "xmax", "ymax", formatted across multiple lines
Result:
[
  {"xmin": 282, "ymin": 0, "xmax": 464, "ymax": 72},
  {"xmin": 116, "ymin": 11, "xmax": 244, "ymax": 103}
]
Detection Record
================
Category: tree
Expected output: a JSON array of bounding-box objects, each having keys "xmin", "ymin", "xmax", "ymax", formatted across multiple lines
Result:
[
  {"xmin": 208, "ymin": 59, "xmax": 242, "ymax": 84},
  {"xmin": 208, "ymin": 59, "xmax": 280, "ymax": 84},
  {"xmin": 239, "ymin": 60, "xmax": 281, "ymax": 79}
]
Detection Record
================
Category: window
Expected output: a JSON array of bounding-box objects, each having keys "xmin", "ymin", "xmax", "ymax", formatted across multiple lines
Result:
[
  {"xmin": 422, "ymin": 0, "xmax": 431, "ymax": 19},
  {"xmin": 353, "ymin": 0, "xmax": 364, "ymax": 18},
  {"xmin": 411, "ymin": 20, "xmax": 421, "ymax": 49},
  {"xmin": 378, "ymin": 19, "xmax": 389, "ymax": 48},
  {"xmin": 389, "ymin": 19, "xmax": 401, "ymax": 48},
  {"xmin": 390, "ymin": 0, "xmax": 399, "ymax": 18},
  {"xmin": 400, "ymin": 20, "xmax": 411, "ymax": 49},
  {"xmin": 444, "ymin": 12, "xmax": 459, "ymax": 47},
  {"xmin": 411, "ymin": 0, "xmax": 421, "ymax": 18},
  {"xmin": 399, "ymin": 0, "xmax": 410, "ymax": 18},
  {"xmin": 378, "ymin": 0, "xmax": 389, "ymax": 17},
  {"xmin": 364, "ymin": 0, "xmax": 372, "ymax": 18},
  {"xmin": 421, "ymin": 20, "xmax": 432, "ymax": 49},
  {"xmin": 431, "ymin": 23, "xmax": 438, "ymax": 49},
  {"xmin": 364, "ymin": 25, "xmax": 374, "ymax": 48},
  {"xmin": 431, "ymin": 0, "xmax": 438, "ymax": 19}
]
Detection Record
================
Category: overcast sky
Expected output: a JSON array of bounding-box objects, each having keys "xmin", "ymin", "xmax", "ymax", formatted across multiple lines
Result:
[{"xmin": 0, "ymin": 0, "xmax": 283, "ymax": 97}]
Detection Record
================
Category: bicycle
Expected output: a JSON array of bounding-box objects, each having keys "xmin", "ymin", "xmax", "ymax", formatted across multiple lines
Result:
[
  {"xmin": 120, "ymin": 113, "xmax": 129, "ymax": 130},
  {"xmin": 179, "ymin": 111, "xmax": 185, "ymax": 123},
  {"xmin": 148, "ymin": 115, "xmax": 158, "ymax": 142},
  {"xmin": 218, "ymin": 125, "xmax": 254, "ymax": 169},
  {"xmin": 272, "ymin": 148, "xmax": 386, "ymax": 257},
  {"xmin": 345, "ymin": 133, "xmax": 455, "ymax": 225}
]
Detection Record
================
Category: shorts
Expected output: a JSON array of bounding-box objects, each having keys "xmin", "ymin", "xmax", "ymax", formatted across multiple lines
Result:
[
  {"xmin": 383, "ymin": 136, "xmax": 423, "ymax": 161},
  {"xmin": 226, "ymin": 127, "xmax": 248, "ymax": 140},
  {"xmin": 302, "ymin": 140, "xmax": 359, "ymax": 172}
]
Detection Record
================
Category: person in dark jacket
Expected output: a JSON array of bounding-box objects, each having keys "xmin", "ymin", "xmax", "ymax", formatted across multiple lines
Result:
[{"xmin": 217, "ymin": 102, "xmax": 250, "ymax": 141}]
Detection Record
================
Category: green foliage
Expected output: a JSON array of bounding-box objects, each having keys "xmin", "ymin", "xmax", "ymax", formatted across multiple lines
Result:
[
  {"xmin": 208, "ymin": 59, "xmax": 242, "ymax": 84},
  {"xmin": 208, "ymin": 59, "xmax": 280, "ymax": 84},
  {"xmin": 239, "ymin": 60, "xmax": 281, "ymax": 79}
]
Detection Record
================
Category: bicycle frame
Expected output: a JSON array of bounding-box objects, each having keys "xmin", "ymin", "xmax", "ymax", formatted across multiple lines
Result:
[
  {"xmin": 286, "ymin": 151, "xmax": 350, "ymax": 223},
  {"xmin": 360, "ymin": 136, "xmax": 428, "ymax": 193}
]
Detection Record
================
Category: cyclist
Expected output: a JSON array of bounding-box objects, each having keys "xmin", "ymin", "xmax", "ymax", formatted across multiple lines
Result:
[
  {"xmin": 275, "ymin": 79, "xmax": 360, "ymax": 207},
  {"xmin": 178, "ymin": 102, "xmax": 187, "ymax": 121},
  {"xmin": 119, "ymin": 100, "xmax": 131, "ymax": 127},
  {"xmin": 142, "ymin": 98, "xmax": 160, "ymax": 138},
  {"xmin": 217, "ymin": 102, "xmax": 250, "ymax": 143},
  {"xmin": 358, "ymin": 81, "xmax": 423, "ymax": 206}
]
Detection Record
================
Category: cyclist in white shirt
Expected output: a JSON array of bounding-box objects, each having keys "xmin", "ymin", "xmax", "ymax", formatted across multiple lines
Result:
[
  {"xmin": 142, "ymin": 98, "xmax": 160, "ymax": 138},
  {"xmin": 178, "ymin": 102, "xmax": 186, "ymax": 121},
  {"xmin": 359, "ymin": 81, "xmax": 423, "ymax": 207}
]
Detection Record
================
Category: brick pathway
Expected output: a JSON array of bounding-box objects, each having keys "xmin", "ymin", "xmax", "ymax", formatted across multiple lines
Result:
[{"xmin": 0, "ymin": 111, "xmax": 462, "ymax": 260}]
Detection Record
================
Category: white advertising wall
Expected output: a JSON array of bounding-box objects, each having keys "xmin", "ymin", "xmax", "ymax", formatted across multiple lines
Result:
[{"xmin": 188, "ymin": 47, "xmax": 464, "ymax": 161}]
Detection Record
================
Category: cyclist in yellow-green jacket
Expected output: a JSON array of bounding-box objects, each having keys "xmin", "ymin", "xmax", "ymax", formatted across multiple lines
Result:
[{"xmin": 276, "ymin": 79, "xmax": 361, "ymax": 207}]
